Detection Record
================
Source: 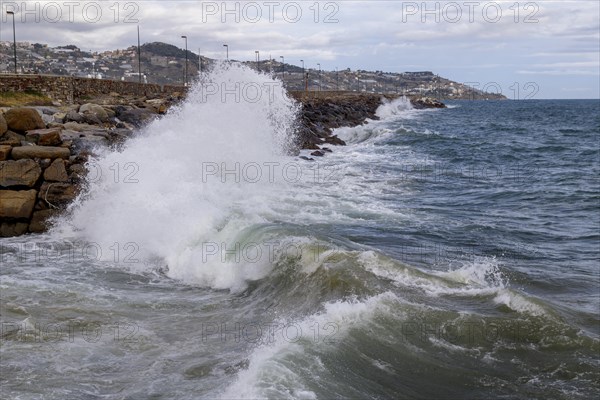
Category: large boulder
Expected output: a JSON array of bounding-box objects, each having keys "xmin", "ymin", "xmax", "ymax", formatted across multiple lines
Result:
[
  {"xmin": 60, "ymin": 129, "xmax": 110, "ymax": 152},
  {"xmin": 25, "ymin": 128, "xmax": 63, "ymax": 146},
  {"xmin": 11, "ymin": 146, "xmax": 70, "ymax": 160},
  {"xmin": 79, "ymin": 103, "xmax": 109, "ymax": 123},
  {"xmin": 0, "ymin": 131, "xmax": 25, "ymax": 146},
  {"xmin": 0, "ymin": 113, "xmax": 7, "ymax": 135},
  {"xmin": 43, "ymin": 159, "xmax": 69, "ymax": 182},
  {"xmin": 0, "ymin": 159, "xmax": 42, "ymax": 187},
  {"xmin": 0, "ymin": 189, "xmax": 37, "ymax": 219},
  {"xmin": 116, "ymin": 107, "xmax": 156, "ymax": 128},
  {"xmin": 3, "ymin": 108, "xmax": 46, "ymax": 133},
  {"xmin": 29, "ymin": 209, "xmax": 58, "ymax": 233},
  {"xmin": 39, "ymin": 182, "xmax": 77, "ymax": 206}
]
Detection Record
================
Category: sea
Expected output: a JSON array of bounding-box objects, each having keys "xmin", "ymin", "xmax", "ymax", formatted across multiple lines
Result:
[{"xmin": 1, "ymin": 64, "xmax": 598, "ymax": 399}]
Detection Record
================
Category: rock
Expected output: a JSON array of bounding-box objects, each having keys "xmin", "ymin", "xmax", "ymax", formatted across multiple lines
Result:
[
  {"xmin": 53, "ymin": 112, "xmax": 66, "ymax": 123},
  {"xmin": 68, "ymin": 163, "xmax": 87, "ymax": 182},
  {"xmin": 324, "ymin": 135, "xmax": 346, "ymax": 146},
  {"xmin": 60, "ymin": 129, "xmax": 109, "ymax": 152},
  {"xmin": 33, "ymin": 106, "xmax": 60, "ymax": 115},
  {"xmin": 145, "ymin": 99, "xmax": 169, "ymax": 114},
  {"xmin": 0, "ymin": 189, "xmax": 37, "ymax": 219},
  {"xmin": 29, "ymin": 209, "xmax": 58, "ymax": 233},
  {"xmin": 62, "ymin": 122, "xmax": 101, "ymax": 132},
  {"xmin": 43, "ymin": 159, "xmax": 69, "ymax": 182},
  {"xmin": 3, "ymin": 108, "xmax": 46, "ymax": 133},
  {"xmin": 79, "ymin": 103, "xmax": 109, "ymax": 122},
  {"xmin": 0, "ymin": 131, "xmax": 25, "ymax": 146},
  {"xmin": 0, "ymin": 159, "xmax": 42, "ymax": 187},
  {"xmin": 0, "ymin": 222, "xmax": 30, "ymax": 237},
  {"xmin": 39, "ymin": 182, "xmax": 77, "ymax": 206},
  {"xmin": 41, "ymin": 114, "xmax": 54, "ymax": 125},
  {"xmin": 321, "ymin": 147, "xmax": 333, "ymax": 153},
  {"xmin": 310, "ymin": 150, "xmax": 325, "ymax": 157},
  {"xmin": 410, "ymin": 97, "xmax": 446, "ymax": 109},
  {"xmin": 65, "ymin": 110, "xmax": 84, "ymax": 123},
  {"xmin": 116, "ymin": 107, "xmax": 156, "ymax": 128},
  {"xmin": 25, "ymin": 128, "xmax": 62, "ymax": 146},
  {"xmin": 0, "ymin": 145, "xmax": 11, "ymax": 160},
  {"xmin": 82, "ymin": 114, "xmax": 102, "ymax": 126},
  {"xmin": 0, "ymin": 113, "xmax": 7, "ymax": 135},
  {"xmin": 299, "ymin": 156, "xmax": 315, "ymax": 161},
  {"xmin": 11, "ymin": 146, "xmax": 70, "ymax": 160}
]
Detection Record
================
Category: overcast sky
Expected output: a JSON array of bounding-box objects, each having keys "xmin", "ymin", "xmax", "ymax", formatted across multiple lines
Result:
[{"xmin": 1, "ymin": 0, "xmax": 598, "ymax": 98}]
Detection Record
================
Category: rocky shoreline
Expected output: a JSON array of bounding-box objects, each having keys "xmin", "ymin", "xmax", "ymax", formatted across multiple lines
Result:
[
  {"xmin": 290, "ymin": 93, "xmax": 444, "ymax": 157},
  {"xmin": 0, "ymin": 92, "xmax": 444, "ymax": 237}
]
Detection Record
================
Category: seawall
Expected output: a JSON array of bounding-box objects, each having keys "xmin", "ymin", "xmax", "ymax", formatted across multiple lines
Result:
[{"xmin": 0, "ymin": 74, "xmax": 186, "ymax": 103}]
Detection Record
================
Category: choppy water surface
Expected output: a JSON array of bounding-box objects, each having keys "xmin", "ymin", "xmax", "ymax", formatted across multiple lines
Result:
[{"xmin": 1, "ymin": 65, "xmax": 598, "ymax": 399}]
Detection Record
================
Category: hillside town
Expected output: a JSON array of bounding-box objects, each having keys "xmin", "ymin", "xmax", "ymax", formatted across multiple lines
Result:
[{"xmin": 0, "ymin": 41, "xmax": 505, "ymax": 99}]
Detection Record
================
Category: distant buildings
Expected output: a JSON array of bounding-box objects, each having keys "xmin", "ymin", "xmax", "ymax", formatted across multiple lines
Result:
[{"xmin": 0, "ymin": 41, "xmax": 504, "ymax": 99}]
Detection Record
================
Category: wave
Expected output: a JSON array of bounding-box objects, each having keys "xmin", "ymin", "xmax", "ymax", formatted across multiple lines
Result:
[
  {"xmin": 375, "ymin": 96, "xmax": 414, "ymax": 119},
  {"xmin": 54, "ymin": 63, "xmax": 300, "ymax": 290}
]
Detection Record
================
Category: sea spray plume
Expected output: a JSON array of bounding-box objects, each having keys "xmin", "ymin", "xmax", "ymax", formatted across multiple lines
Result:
[
  {"xmin": 375, "ymin": 96, "xmax": 414, "ymax": 119},
  {"xmin": 55, "ymin": 63, "xmax": 301, "ymax": 289}
]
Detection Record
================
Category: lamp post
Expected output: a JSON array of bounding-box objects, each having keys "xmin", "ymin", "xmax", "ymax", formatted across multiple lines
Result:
[
  {"xmin": 255, "ymin": 50, "xmax": 260, "ymax": 71},
  {"xmin": 279, "ymin": 56, "xmax": 284, "ymax": 81},
  {"xmin": 223, "ymin": 44, "xmax": 228, "ymax": 60},
  {"xmin": 6, "ymin": 11, "xmax": 17, "ymax": 74},
  {"xmin": 181, "ymin": 35, "xmax": 188, "ymax": 86},
  {"xmin": 336, "ymin": 67, "xmax": 339, "ymax": 91},
  {"xmin": 317, "ymin": 63, "xmax": 321, "ymax": 91}
]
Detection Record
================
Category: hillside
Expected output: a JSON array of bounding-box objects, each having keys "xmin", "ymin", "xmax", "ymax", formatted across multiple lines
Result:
[{"xmin": 0, "ymin": 41, "xmax": 506, "ymax": 100}]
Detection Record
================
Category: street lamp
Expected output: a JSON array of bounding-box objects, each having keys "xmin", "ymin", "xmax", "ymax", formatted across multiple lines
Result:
[
  {"xmin": 6, "ymin": 11, "xmax": 17, "ymax": 74},
  {"xmin": 223, "ymin": 44, "xmax": 228, "ymax": 61},
  {"xmin": 181, "ymin": 35, "xmax": 188, "ymax": 86},
  {"xmin": 255, "ymin": 50, "xmax": 260, "ymax": 72},
  {"xmin": 317, "ymin": 63, "xmax": 321, "ymax": 91},
  {"xmin": 279, "ymin": 56, "xmax": 284, "ymax": 81}
]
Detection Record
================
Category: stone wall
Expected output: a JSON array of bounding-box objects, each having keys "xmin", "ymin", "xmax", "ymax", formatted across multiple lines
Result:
[{"xmin": 0, "ymin": 74, "xmax": 186, "ymax": 103}]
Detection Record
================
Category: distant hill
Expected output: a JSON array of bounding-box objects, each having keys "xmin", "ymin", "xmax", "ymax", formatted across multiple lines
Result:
[
  {"xmin": 0, "ymin": 41, "xmax": 506, "ymax": 99},
  {"xmin": 141, "ymin": 42, "xmax": 190, "ymax": 59}
]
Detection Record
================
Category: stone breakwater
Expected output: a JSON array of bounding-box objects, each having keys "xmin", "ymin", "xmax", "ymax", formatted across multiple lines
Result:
[
  {"xmin": 289, "ymin": 92, "xmax": 445, "ymax": 157},
  {"xmin": 0, "ymin": 95, "xmax": 177, "ymax": 237},
  {"xmin": 0, "ymin": 92, "xmax": 444, "ymax": 237}
]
